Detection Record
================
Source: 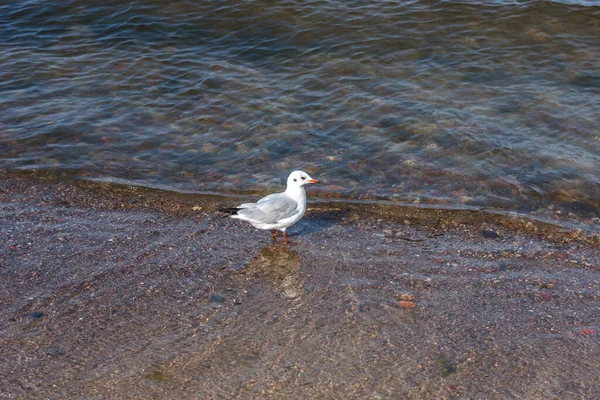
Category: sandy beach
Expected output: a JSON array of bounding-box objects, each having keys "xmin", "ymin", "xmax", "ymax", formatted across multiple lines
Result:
[{"xmin": 1, "ymin": 171, "xmax": 599, "ymax": 399}]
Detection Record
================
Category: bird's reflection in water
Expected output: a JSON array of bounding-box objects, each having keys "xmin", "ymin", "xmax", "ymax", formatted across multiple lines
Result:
[{"xmin": 242, "ymin": 244, "xmax": 303, "ymax": 299}]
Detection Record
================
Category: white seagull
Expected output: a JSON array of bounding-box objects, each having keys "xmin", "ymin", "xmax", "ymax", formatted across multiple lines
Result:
[{"xmin": 220, "ymin": 170, "xmax": 319, "ymax": 243}]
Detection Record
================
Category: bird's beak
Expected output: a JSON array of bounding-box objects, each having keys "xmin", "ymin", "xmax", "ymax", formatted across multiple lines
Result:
[{"xmin": 307, "ymin": 179, "xmax": 319, "ymax": 184}]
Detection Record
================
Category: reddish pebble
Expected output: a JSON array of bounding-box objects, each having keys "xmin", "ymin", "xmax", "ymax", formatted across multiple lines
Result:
[
  {"xmin": 578, "ymin": 329, "xmax": 597, "ymax": 336},
  {"xmin": 399, "ymin": 300, "xmax": 417, "ymax": 309},
  {"xmin": 539, "ymin": 292, "xmax": 553, "ymax": 300}
]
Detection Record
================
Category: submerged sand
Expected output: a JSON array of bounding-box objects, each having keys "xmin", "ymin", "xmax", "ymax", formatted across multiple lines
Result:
[{"xmin": 1, "ymin": 172, "xmax": 599, "ymax": 399}]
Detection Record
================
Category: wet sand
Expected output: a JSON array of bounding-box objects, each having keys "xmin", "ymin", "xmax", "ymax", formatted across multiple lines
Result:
[{"xmin": 1, "ymin": 171, "xmax": 599, "ymax": 399}]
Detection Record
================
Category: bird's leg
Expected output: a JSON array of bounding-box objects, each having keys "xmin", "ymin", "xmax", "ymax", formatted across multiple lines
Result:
[
  {"xmin": 282, "ymin": 231, "xmax": 289, "ymax": 244},
  {"xmin": 272, "ymin": 230, "xmax": 278, "ymax": 240}
]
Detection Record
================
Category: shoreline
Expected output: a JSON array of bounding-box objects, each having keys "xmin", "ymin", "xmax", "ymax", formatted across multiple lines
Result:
[
  {"xmin": 1, "ymin": 171, "xmax": 600, "ymax": 398},
  {"xmin": 2, "ymin": 170, "xmax": 599, "ymax": 246}
]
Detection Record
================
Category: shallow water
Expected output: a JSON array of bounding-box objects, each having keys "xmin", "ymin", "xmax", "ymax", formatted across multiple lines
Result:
[
  {"xmin": 1, "ymin": 176, "xmax": 600, "ymax": 398},
  {"xmin": 1, "ymin": 0, "xmax": 599, "ymax": 226}
]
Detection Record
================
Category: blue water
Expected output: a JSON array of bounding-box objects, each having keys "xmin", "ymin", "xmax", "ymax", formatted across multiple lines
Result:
[{"xmin": 1, "ymin": 0, "xmax": 599, "ymax": 228}]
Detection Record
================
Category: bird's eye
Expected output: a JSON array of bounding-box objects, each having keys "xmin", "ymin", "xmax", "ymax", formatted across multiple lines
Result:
[
  {"xmin": 301, "ymin": 176, "xmax": 306, "ymax": 180},
  {"xmin": 293, "ymin": 178, "xmax": 297, "ymax": 182}
]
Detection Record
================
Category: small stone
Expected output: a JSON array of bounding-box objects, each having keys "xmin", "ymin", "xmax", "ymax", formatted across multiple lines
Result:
[
  {"xmin": 394, "ymin": 293, "xmax": 416, "ymax": 301},
  {"xmin": 399, "ymin": 300, "xmax": 417, "ymax": 309},
  {"xmin": 209, "ymin": 293, "xmax": 225, "ymax": 303},
  {"xmin": 459, "ymin": 196, "xmax": 474, "ymax": 204},
  {"xmin": 27, "ymin": 311, "xmax": 44, "ymax": 319},
  {"xmin": 361, "ymin": 126, "xmax": 378, "ymax": 135},
  {"xmin": 201, "ymin": 143, "xmax": 217, "ymax": 153},
  {"xmin": 481, "ymin": 230, "xmax": 499, "ymax": 239},
  {"xmin": 539, "ymin": 292, "xmax": 553, "ymax": 300},
  {"xmin": 44, "ymin": 346, "xmax": 65, "ymax": 357},
  {"xmin": 578, "ymin": 328, "xmax": 597, "ymax": 336}
]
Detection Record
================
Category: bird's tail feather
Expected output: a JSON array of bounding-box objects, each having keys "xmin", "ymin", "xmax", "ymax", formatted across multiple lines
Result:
[{"xmin": 218, "ymin": 207, "xmax": 240, "ymax": 217}]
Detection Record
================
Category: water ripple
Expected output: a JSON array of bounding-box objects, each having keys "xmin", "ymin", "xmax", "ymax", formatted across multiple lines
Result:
[{"xmin": 1, "ymin": 0, "xmax": 599, "ymax": 228}]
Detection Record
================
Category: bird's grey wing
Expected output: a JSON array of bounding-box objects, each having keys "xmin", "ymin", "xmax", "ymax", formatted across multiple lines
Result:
[
  {"xmin": 237, "ymin": 191, "xmax": 283, "ymax": 209},
  {"xmin": 237, "ymin": 193, "xmax": 298, "ymax": 224}
]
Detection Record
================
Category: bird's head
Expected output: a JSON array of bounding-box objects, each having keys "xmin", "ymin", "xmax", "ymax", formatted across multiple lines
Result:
[{"xmin": 287, "ymin": 170, "xmax": 319, "ymax": 187}]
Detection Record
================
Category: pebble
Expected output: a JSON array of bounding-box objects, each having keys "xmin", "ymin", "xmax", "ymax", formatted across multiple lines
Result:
[
  {"xmin": 394, "ymin": 293, "xmax": 416, "ymax": 301},
  {"xmin": 481, "ymin": 230, "xmax": 500, "ymax": 239},
  {"xmin": 44, "ymin": 346, "xmax": 65, "ymax": 357},
  {"xmin": 209, "ymin": 293, "xmax": 225, "ymax": 303},
  {"xmin": 399, "ymin": 300, "xmax": 417, "ymax": 309},
  {"xmin": 539, "ymin": 292, "xmax": 553, "ymax": 300}
]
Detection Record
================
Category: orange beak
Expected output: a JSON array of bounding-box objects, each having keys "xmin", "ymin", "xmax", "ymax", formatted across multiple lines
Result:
[{"xmin": 306, "ymin": 179, "xmax": 319, "ymax": 184}]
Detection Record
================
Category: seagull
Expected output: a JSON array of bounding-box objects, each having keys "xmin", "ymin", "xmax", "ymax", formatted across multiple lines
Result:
[{"xmin": 220, "ymin": 170, "xmax": 319, "ymax": 243}]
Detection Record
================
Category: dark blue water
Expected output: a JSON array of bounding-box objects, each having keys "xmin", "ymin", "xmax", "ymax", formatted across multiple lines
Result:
[{"xmin": 1, "ymin": 0, "xmax": 599, "ymax": 229}]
